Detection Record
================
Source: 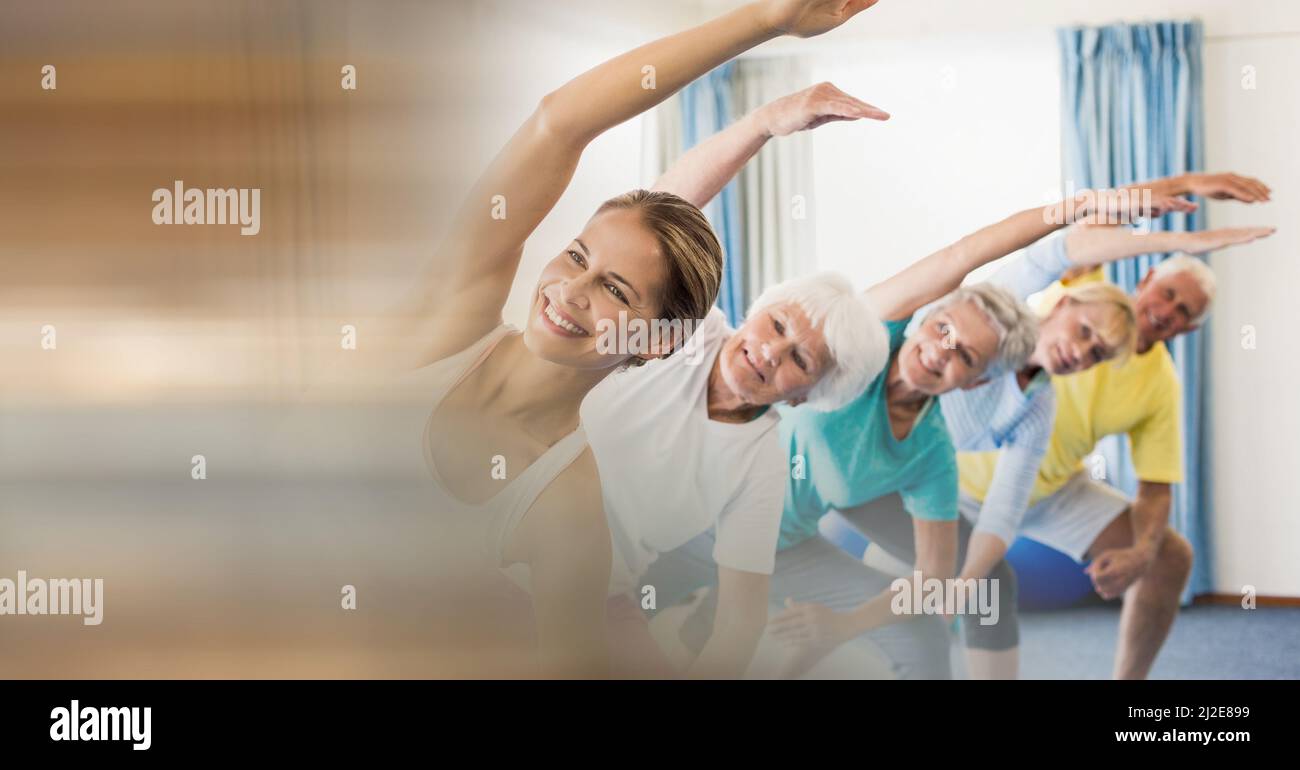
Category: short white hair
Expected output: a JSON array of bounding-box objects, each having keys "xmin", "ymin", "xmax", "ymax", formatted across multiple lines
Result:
[
  {"xmin": 1151, "ymin": 253, "xmax": 1217, "ymax": 324},
  {"xmin": 747, "ymin": 271, "xmax": 889, "ymax": 412},
  {"xmin": 920, "ymin": 283, "xmax": 1038, "ymax": 377}
]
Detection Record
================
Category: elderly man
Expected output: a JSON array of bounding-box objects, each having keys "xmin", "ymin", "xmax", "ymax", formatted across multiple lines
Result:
[
  {"xmin": 957, "ymin": 174, "xmax": 1272, "ymax": 679},
  {"xmin": 612, "ymin": 82, "xmax": 1184, "ymax": 679}
]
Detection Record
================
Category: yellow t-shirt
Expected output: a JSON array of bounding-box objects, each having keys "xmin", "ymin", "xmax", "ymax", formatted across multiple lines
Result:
[{"xmin": 958, "ymin": 268, "xmax": 1184, "ymax": 504}]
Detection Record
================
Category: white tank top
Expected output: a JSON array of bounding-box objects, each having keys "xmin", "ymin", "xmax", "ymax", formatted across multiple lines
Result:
[{"xmin": 403, "ymin": 324, "xmax": 593, "ymax": 592}]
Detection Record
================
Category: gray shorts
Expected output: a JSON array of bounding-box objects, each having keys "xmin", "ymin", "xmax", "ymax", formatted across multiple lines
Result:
[{"xmin": 969, "ymin": 471, "xmax": 1131, "ymax": 562}]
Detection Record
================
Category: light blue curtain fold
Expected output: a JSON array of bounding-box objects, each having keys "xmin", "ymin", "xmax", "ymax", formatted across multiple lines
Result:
[
  {"xmin": 1058, "ymin": 21, "xmax": 1210, "ymax": 602},
  {"xmin": 680, "ymin": 62, "xmax": 744, "ymax": 326}
]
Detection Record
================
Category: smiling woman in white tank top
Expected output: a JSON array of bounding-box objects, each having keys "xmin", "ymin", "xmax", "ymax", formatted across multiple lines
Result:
[{"xmin": 339, "ymin": 0, "xmax": 882, "ymax": 676}]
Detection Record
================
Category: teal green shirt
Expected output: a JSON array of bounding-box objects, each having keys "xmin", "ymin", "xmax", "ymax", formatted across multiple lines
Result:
[{"xmin": 777, "ymin": 317, "xmax": 959, "ymax": 550}]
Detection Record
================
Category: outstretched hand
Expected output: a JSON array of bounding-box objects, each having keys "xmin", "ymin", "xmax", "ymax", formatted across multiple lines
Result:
[
  {"xmin": 759, "ymin": 81, "xmax": 889, "ymax": 137},
  {"xmin": 1078, "ymin": 188, "xmax": 1198, "ymax": 225},
  {"xmin": 1181, "ymin": 226, "xmax": 1277, "ymax": 255},
  {"xmin": 761, "ymin": 0, "xmax": 881, "ymax": 39},
  {"xmin": 1142, "ymin": 172, "xmax": 1272, "ymax": 203}
]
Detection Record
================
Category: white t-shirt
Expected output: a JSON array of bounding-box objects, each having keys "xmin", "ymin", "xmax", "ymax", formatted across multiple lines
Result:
[{"xmin": 580, "ymin": 308, "xmax": 785, "ymax": 590}]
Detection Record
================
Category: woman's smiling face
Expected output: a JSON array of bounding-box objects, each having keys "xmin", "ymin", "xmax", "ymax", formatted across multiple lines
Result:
[
  {"xmin": 1034, "ymin": 297, "xmax": 1122, "ymax": 375},
  {"xmin": 523, "ymin": 207, "xmax": 670, "ymax": 370},
  {"xmin": 718, "ymin": 301, "xmax": 832, "ymax": 406},
  {"xmin": 896, "ymin": 300, "xmax": 1001, "ymax": 395}
]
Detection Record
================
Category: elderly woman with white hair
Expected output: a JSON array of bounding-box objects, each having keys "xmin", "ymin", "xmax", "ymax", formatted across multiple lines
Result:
[
  {"xmin": 581, "ymin": 269, "xmax": 885, "ymax": 678},
  {"xmin": 579, "ymin": 85, "xmax": 895, "ymax": 679}
]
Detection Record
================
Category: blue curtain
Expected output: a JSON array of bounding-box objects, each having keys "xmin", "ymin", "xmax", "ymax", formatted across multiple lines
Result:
[
  {"xmin": 680, "ymin": 62, "xmax": 744, "ymax": 326},
  {"xmin": 1058, "ymin": 21, "xmax": 1210, "ymax": 602}
]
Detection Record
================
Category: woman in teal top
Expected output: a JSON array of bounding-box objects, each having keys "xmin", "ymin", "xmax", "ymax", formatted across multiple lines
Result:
[
  {"xmin": 767, "ymin": 286, "xmax": 1028, "ymax": 679},
  {"xmin": 778, "ymin": 316, "xmax": 959, "ymax": 550}
]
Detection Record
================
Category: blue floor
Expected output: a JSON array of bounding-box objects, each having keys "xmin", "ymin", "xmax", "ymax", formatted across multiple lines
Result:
[{"xmin": 1015, "ymin": 604, "xmax": 1300, "ymax": 679}]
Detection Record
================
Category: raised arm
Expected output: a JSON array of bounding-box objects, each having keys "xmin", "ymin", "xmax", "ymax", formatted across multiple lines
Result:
[
  {"xmin": 1062, "ymin": 170, "xmax": 1275, "ymax": 268},
  {"xmin": 957, "ymin": 439, "xmax": 1047, "ymax": 581},
  {"xmin": 397, "ymin": 0, "xmax": 882, "ymax": 357},
  {"xmin": 654, "ymin": 82, "xmax": 888, "ymax": 208},
  {"xmin": 864, "ymin": 190, "xmax": 1196, "ymax": 322},
  {"xmin": 1063, "ymin": 224, "xmax": 1275, "ymax": 268},
  {"xmin": 684, "ymin": 566, "xmax": 770, "ymax": 679}
]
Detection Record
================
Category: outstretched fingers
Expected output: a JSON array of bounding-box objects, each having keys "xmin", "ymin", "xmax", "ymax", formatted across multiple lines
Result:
[{"xmin": 1148, "ymin": 194, "xmax": 1199, "ymax": 218}]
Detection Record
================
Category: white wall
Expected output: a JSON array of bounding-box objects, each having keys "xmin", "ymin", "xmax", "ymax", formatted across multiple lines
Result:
[
  {"xmin": 705, "ymin": 0, "xmax": 1299, "ymax": 595},
  {"xmin": 1203, "ymin": 36, "xmax": 1300, "ymax": 597},
  {"xmin": 805, "ymin": 32, "xmax": 1061, "ymax": 287}
]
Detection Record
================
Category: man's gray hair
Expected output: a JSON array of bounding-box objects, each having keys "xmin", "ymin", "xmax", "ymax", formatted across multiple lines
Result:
[
  {"xmin": 921, "ymin": 282, "xmax": 1038, "ymax": 377},
  {"xmin": 1151, "ymin": 253, "xmax": 1217, "ymax": 324}
]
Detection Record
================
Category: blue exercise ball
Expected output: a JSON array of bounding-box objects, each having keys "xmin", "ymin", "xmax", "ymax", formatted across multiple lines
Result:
[{"xmin": 1005, "ymin": 536, "xmax": 1094, "ymax": 610}]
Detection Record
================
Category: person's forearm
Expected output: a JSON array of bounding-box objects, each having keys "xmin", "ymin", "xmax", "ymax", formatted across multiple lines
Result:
[
  {"xmin": 540, "ymin": 3, "xmax": 777, "ymax": 145},
  {"xmin": 841, "ymin": 588, "xmax": 907, "ymax": 635},
  {"xmin": 1136, "ymin": 170, "xmax": 1272, "ymax": 203},
  {"xmin": 686, "ymin": 613, "xmax": 766, "ymax": 679},
  {"xmin": 1123, "ymin": 172, "xmax": 1193, "ymax": 198},
  {"xmin": 952, "ymin": 204, "xmax": 1070, "ymax": 282},
  {"xmin": 866, "ymin": 201, "xmax": 1069, "ymax": 320},
  {"xmin": 965, "ymin": 185, "xmax": 1182, "ymax": 292},
  {"xmin": 654, "ymin": 80, "xmax": 890, "ymax": 206},
  {"xmin": 1130, "ymin": 482, "xmax": 1173, "ymax": 560},
  {"xmin": 687, "ymin": 567, "xmax": 770, "ymax": 678},
  {"xmin": 653, "ymin": 110, "xmax": 772, "ymax": 208},
  {"xmin": 958, "ymin": 532, "xmax": 1009, "ymax": 581},
  {"xmin": 1063, "ymin": 225, "xmax": 1186, "ymax": 268},
  {"xmin": 960, "ymin": 444, "xmax": 1041, "ymax": 575},
  {"xmin": 842, "ymin": 553, "xmax": 957, "ymax": 636}
]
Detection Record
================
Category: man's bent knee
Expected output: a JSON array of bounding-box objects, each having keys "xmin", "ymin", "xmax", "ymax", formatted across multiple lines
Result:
[{"xmin": 1154, "ymin": 528, "xmax": 1194, "ymax": 585}]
